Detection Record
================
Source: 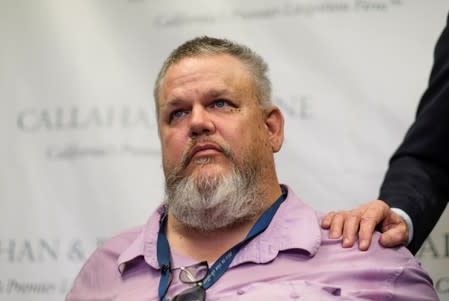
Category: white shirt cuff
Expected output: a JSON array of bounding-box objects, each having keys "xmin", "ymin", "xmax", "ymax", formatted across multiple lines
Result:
[{"xmin": 390, "ymin": 207, "xmax": 414, "ymax": 245}]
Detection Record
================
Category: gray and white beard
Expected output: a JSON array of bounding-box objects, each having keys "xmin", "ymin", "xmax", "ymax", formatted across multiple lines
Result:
[{"xmin": 164, "ymin": 158, "xmax": 262, "ymax": 232}]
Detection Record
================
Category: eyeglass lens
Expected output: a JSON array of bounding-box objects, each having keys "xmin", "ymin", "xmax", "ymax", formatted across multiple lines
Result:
[
  {"xmin": 179, "ymin": 261, "xmax": 208, "ymax": 284},
  {"xmin": 171, "ymin": 285, "xmax": 206, "ymax": 301}
]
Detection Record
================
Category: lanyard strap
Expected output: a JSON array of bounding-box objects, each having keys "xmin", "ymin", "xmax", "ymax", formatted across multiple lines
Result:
[{"xmin": 157, "ymin": 186, "xmax": 287, "ymax": 300}]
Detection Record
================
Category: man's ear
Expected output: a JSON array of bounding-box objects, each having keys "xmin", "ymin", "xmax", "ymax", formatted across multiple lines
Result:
[{"xmin": 264, "ymin": 106, "xmax": 284, "ymax": 153}]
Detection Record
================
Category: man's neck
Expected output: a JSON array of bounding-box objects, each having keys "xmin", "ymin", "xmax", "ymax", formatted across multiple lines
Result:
[
  {"xmin": 166, "ymin": 216, "xmax": 256, "ymax": 263},
  {"xmin": 165, "ymin": 184, "xmax": 283, "ymax": 264}
]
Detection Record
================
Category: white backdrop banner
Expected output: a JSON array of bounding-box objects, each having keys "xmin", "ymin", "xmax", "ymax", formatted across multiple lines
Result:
[{"xmin": 1, "ymin": 1, "xmax": 448, "ymax": 300}]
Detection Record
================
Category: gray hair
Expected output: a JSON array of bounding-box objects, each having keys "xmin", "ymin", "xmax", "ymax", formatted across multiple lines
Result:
[{"xmin": 153, "ymin": 36, "xmax": 272, "ymax": 120}]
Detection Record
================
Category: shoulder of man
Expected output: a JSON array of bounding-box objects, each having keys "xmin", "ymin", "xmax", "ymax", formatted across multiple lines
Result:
[{"xmin": 314, "ymin": 214, "xmax": 437, "ymax": 300}]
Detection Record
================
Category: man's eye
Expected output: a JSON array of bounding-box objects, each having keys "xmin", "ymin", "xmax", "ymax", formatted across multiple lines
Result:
[
  {"xmin": 213, "ymin": 99, "xmax": 229, "ymax": 108},
  {"xmin": 170, "ymin": 110, "xmax": 186, "ymax": 121}
]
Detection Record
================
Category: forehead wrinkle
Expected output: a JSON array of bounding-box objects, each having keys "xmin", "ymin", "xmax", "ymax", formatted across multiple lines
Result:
[
  {"xmin": 164, "ymin": 87, "xmax": 232, "ymax": 107},
  {"xmin": 160, "ymin": 55, "xmax": 254, "ymax": 110}
]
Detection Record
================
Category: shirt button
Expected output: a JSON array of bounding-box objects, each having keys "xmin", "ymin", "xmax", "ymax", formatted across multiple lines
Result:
[{"xmin": 237, "ymin": 289, "xmax": 245, "ymax": 295}]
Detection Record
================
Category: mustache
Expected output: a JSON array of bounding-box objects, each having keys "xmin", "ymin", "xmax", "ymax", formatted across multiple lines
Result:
[
  {"xmin": 165, "ymin": 138, "xmax": 235, "ymax": 190},
  {"xmin": 180, "ymin": 138, "xmax": 233, "ymax": 169}
]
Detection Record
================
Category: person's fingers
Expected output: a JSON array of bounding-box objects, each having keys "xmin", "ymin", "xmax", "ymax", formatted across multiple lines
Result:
[
  {"xmin": 342, "ymin": 211, "xmax": 361, "ymax": 248},
  {"xmin": 362, "ymin": 200, "xmax": 390, "ymax": 224},
  {"xmin": 379, "ymin": 224, "xmax": 408, "ymax": 248},
  {"xmin": 328, "ymin": 213, "xmax": 346, "ymax": 239},
  {"xmin": 321, "ymin": 211, "xmax": 335, "ymax": 229},
  {"xmin": 354, "ymin": 201, "xmax": 387, "ymax": 249},
  {"xmin": 323, "ymin": 200, "xmax": 402, "ymax": 250},
  {"xmin": 379, "ymin": 212, "xmax": 409, "ymax": 248},
  {"xmin": 357, "ymin": 218, "xmax": 377, "ymax": 251}
]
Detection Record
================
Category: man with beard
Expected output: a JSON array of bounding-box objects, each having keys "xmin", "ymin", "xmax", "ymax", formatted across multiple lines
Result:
[{"xmin": 66, "ymin": 37, "xmax": 438, "ymax": 301}]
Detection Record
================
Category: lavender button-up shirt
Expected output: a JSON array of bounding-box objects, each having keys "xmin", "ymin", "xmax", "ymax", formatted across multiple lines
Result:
[{"xmin": 67, "ymin": 185, "xmax": 438, "ymax": 301}]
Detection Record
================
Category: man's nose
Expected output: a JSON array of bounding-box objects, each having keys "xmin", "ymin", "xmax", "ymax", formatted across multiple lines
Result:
[{"xmin": 189, "ymin": 105, "xmax": 215, "ymax": 137}]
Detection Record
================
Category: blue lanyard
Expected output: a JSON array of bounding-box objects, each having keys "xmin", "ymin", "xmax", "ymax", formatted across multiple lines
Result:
[{"xmin": 157, "ymin": 186, "xmax": 287, "ymax": 300}]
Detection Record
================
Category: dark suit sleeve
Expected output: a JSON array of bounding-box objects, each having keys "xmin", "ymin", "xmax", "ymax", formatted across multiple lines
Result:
[{"xmin": 379, "ymin": 13, "xmax": 449, "ymax": 254}]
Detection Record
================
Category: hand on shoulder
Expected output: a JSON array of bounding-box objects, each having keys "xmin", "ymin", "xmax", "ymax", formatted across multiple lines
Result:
[{"xmin": 321, "ymin": 199, "xmax": 409, "ymax": 250}]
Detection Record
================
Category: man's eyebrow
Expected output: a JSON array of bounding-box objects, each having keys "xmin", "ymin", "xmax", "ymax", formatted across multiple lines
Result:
[
  {"xmin": 163, "ymin": 89, "xmax": 232, "ymax": 108},
  {"xmin": 165, "ymin": 99, "xmax": 182, "ymax": 108},
  {"xmin": 205, "ymin": 89, "xmax": 230, "ymax": 98}
]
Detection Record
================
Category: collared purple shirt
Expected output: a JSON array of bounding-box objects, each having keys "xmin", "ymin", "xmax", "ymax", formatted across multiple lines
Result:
[{"xmin": 66, "ymin": 186, "xmax": 438, "ymax": 301}]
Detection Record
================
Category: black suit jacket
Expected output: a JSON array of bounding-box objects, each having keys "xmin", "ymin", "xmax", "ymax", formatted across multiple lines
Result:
[{"xmin": 379, "ymin": 13, "xmax": 449, "ymax": 254}]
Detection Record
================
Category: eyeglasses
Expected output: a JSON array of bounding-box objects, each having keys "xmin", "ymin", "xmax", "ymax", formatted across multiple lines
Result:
[{"xmin": 165, "ymin": 261, "xmax": 209, "ymax": 301}]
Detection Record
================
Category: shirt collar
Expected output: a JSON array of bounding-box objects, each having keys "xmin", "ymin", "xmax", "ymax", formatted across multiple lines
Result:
[
  {"xmin": 116, "ymin": 185, "xmax": 322, "ymax": 273},
  {"xmin": 117, "ymin": 206, "xmax": 164, "ymax": 273},
  {"xmin": 230, "ymin": 185, "xmax": 321, "ymax": 267}
]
